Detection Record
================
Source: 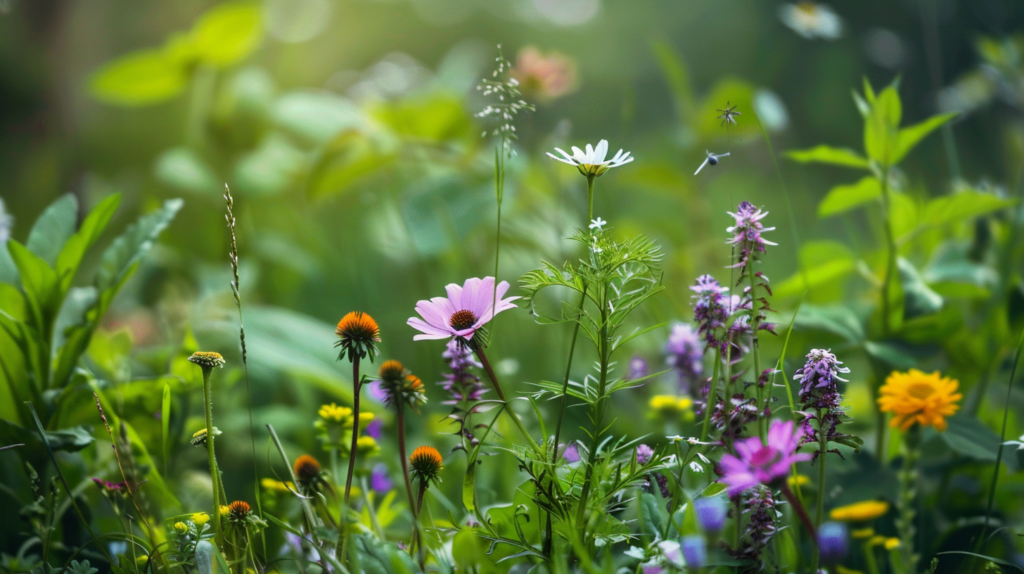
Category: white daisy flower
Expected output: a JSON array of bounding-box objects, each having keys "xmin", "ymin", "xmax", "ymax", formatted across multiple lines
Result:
[
  {"xmin": 779, "ymin": 2, "xmax": 843, "ymax": 40},
  {"xmin": 547, "ymin": 139, "xmax": 634, "ymax": 177}
]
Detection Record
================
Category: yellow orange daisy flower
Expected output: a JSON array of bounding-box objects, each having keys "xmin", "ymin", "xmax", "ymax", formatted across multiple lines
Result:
[{"xmin": 877, "ymin": 369, "xmax": 961, "ymax": 431}]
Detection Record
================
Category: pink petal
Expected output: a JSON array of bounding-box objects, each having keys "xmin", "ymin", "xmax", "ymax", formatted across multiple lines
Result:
[
  {"xmin": 462, "ymin": 277, "xmax": 488, "ymax": 316},
  {"xmin": 414, "ymin": 300, "xmax": 448, "ymax": 330},
  {"xmin": 445, "ymin": 283, "xmax": 464, "ymax": 311},
  {"xmin": 407, "ymin": 317, "xmax": 451, "ymax": 339}
]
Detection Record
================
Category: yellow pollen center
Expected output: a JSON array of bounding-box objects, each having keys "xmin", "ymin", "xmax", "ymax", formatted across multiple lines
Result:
[{"xmin": 907, "ymin": 382, "xmax": 935, "ymax": 400}]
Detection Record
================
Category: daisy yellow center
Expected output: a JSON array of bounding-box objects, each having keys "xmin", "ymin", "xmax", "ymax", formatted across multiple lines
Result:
[
  {"xmin": 907, "ymin": 382, "xmax": 935, "ymax": 399},
  {"xmin": 450, "ymin": 310, "xmax": 477, "ymax": 331}
]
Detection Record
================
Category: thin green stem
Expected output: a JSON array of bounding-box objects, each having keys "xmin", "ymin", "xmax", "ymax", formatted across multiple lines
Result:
[
  {"xmin": 266, "ymin": 425, "xmax": 322, "ymax": 547},
  {"xmin": 863, "ymin": 539, "xmax": 882, "ymax": 574},
  {"xmin": 551, "ymin": 289, "xmax": 589, "ymax": 463},
  {"xmin": 586, "ymin": 175, "xmax": 596, "ymax": 221},
  {"xmin": 879, "ymin": 167, "xmax": 896, "ymax": 336},
  {"xmin": 897, "ymin": 427, "xmax": 921, "ymax": 574},
  {"xmin": 576, "ymin": 293, "xmax": 610, "ymax": 527},
  {"xmin": 396, "ymin": 403, "xmax": 422, "ymax": 555},
  {"xmin": 339, "ymin": 358, "xmax": 362, "ymax": 563},
  {"xmin": 700, "ymin": 346, "xmax": 722, "ymax": 442},
  {"xmin": 748, "ymin": 264, "xmax": 765, "ymax": 442},
  {"xmin": 811, "ymin": 419, "xmax": 828, "ymax": 573},
  {"xmin": 492, "ymin": 147, "xmax": 504, "ymax": 342},
  {"xmin": 474, "ymin": 347, "xmax": 540, "ymax": 454},
  {"xmin": 201, "ymin": 368, "xmax": 224, "ymax": 550}
]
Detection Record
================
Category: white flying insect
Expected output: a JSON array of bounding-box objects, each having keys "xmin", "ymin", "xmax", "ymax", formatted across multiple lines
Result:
[{"xmin": 694, "ymin": 150, "xmax": 731, "ymax": 175}]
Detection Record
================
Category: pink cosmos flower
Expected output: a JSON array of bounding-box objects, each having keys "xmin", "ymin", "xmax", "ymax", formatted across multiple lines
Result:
[
  {"xmin": 719, "ymin": 420, "xmax": 810, "ymax": 496},
  {"xmin": 407, "ymin": 277, "xmax": 520, "ymax": 342}
]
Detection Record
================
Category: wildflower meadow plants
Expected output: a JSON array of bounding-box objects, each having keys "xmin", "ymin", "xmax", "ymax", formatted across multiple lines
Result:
[{"xmin": 6, "ymin": 10, "xmax": 1024, "ymax": 574}]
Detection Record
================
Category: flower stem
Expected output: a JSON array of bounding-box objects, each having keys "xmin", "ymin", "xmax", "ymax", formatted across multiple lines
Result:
[
  {"xmin": 551, "ymin": 288, "xmax": 588, "ymax": 463},
  {"xmin": 339, "ymin": 358, "xmax": 361, "ymax": 563},
  {"xmin": 586, "ymin": 174, "xmax": 596, "ymax": 221},
  {"xmin": 700, "ymin": 346, "xmax": 722, "ymax": 442},
  {"xmin": 576, "ymin": 295, "xmax": 610, "ymax": 527},
  {"xmin": 473, "ymin": 347, "xmax": 540, "ymax": 454},
  {"xmin": 780, "ymin": 483, "xmax": 817, "ymax": 542},
  {"xmin": 896, "ymin": 427, "xmax": 920, "ymax": 574},
  {"xmin": 396, "ymin": 403, "xmax": 422, "ymax": 552},
  {"xmin": 415, "ymin": 480, "xmax": 428, "ymax": 569},
  {"xmin": 201, "ymin": 367, "xmax": 224, "ymax": 550},
  {"xmin": 811, "ymin": 421, "xmax": 829, "ymax": 572},
  {"xmin": 879, "ymin": 166, "xmax": 896, "ymax": 336},
  {"xmin": 748, "ymin": 263, "xmax": 766, "ymax": 442}
]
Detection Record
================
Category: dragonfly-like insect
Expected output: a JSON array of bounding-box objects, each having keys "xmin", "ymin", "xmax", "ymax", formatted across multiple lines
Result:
[{"xmin": 694, "ymin": 150, "xmax": 731, "ymax": 175}]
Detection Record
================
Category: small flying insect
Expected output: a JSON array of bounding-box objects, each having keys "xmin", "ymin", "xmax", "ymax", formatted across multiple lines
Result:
[
  {"xmin": 694, "ymin": 150, "xmax": 731, "ymax": 175},
  {"xmin": 716, "ymin": 101, "xmax": 741, "ymax": 127}
]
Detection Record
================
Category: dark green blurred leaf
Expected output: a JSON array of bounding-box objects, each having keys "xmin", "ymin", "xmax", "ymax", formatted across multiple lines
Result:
[
  {"xmin": 921, "ymin": 190, "xmax": 1016, "ymax": 229},
  {"xmin": 891, "ymin": 113, "xmax": 957, "ymax": 166},
  {"xmin": 940, "ymin": 415, "xmax": 1000, "ymax": 462},
  {"xmin": 639, "ymin": 492, "xmax": 667, "ymax": 538},
  {"xmin": 865, "ymin": 84, "xmax": 901, "ymax": 166},
  {"xmin": 775, "ymin": 241, "xmax": 855, "ymax": 298},
  {"xmin": 786, "ymin": 145, "xmax": 869, "ymax": 169},
  {"xmin": 793, "ymin": 304, "xmax": 864, "ymax": 343},
  {"xmin": 0, "ymin": 419, "xmax": 94, "ymax": 453},
  {"xmin": 818, "ymin": 176, "xmax": 880, "ymax": 217}
]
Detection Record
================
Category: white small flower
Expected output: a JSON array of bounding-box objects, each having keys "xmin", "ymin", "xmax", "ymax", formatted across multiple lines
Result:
[
  {"xmin": 547, "ymin": 139, "xmax": 634, "ymax": 177},
  {"xmin": 779, "ymin": 2, "xmax": 843, "ymax": 40},
  {"xmin": 688, "ymin": 461, "xmax": 705, "ymax": 473},
  {"xmin": 589, "ymin": 217, "xmax": 607, "ymax": 230},
  {"xmin": 694, "ymin": 150, "xmax": 731, "ymax": 175}
]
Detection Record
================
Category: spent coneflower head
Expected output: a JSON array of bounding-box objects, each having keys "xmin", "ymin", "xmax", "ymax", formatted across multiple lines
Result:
[
  {"xmin": 227, "ymin": 500, "xmax": 251, "ymax": 522},
  {"xmin": 188, "ymin": 352, "xmax": 226, "ymax": 370},
  {"xmin": 293, "ymin": 455, "xmax": 323, "ymax": 485},
  {"xmin": 877, "ymin": 369, "xmax": 961, "ymax": 431},
  {"xmin": 379, "ymin": 360, "xmax": 406, "ymax": 383},
  {"xmin": 407, "ymin": 277, "xmax": 519, "ymax": 347},
  {"xmin": 409, "ymin": 446, "xmax": 444, "ymax": 485},
  {"xmin": 335, "ymin": 311, "xmax": 381, "ymax": 363}
]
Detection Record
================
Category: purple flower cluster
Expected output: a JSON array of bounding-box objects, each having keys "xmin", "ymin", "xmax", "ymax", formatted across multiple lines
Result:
[
  {"xmin": 438, "ymin": 339, "xmax": 487, "ymax": 406},
  {"xmin": 636, "ymin": 444, "xmax": 670, "ymax": 499},
  {"xmin": 728, "ymin": 486, "xmax": 779, "ymax": 565},
  {"xmin": 726, "ymin": 201, "xmax": 776, "ymax": 276},
  {"xmin": 793, "ymin": 349, "xmax": 852, "ymax": 460},
  {"xmin": 691, "ymin": 275, "xmax": 732, "ymax": 352},
  {"xmin": 665, "ymin": 323, "xmax": 704, "ymax": 394}
]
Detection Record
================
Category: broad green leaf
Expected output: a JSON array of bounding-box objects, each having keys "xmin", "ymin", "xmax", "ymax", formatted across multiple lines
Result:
[
  {"xmin": 921, "ymin": 190, "xmax": 1015, "ymax": 229},
  {"xmin": 891, "ymin": 112, "xmax": 957, "ymax": 165},
  {"xmin": 306, "ymin": 130, "xmax": 396, "ymax": 200},
  {"xmin": 370, "ymin": 94, "xmax": 472, "ymax": 142},
  {"xmin": 792, "ymin": 304, "xmax": 865, "ymax": 343},
  {"xmin": 272, "ymin": 91, "xmax": 364, "ymax": 144},
  {"xmin": 189, "ymin": 2, "xmax": 263, "ymax": 67},
  {"xmin": 639, "ymin": 493, "xmax": 668, "ymax": 538},
  {"xmin": 0, "ymin": 419, "xmax": 94, "ymax": 453},
  {"xmin": 818, "ymin": 176, "xmax": 881, "ymax": 217},
  {"xmin": 940, "ymin": 415, "xmax": 1000, "ymax": 462},
  {"xmin": 233, "ymin": 134, "xmax": 306, "ymax": 196},
  {"xmin": 154, "ymin": 147, "xmax": 218, "ymax": 195},
  {"xmin": 786, "ymin": 145, "xmax": 870, "ymax": 169},
  {"xmin": 8, "ymin": 241, "xmax": 61, "ymax": 338},
  {"xmin": 89, "ymin": 49, "xmax": 187, "ymax": 106},
  {"xmin": 774, "ymin": 241, "xmax": 856, "ymax": 298},
  {"xmin": 863, "ymin": 341, "xmax": 916, "ymax": 369},
  {"xmin": 864, "ymin": 84, "xmax": 901, "ymax": 166},
  {"xmin": 898, "ymin": 258, "xmax": 943, "ymax": 319},
  {"xmin": 55, "ymin": 194, "xmax": 120, "ymax": 292},
  {"xmin": 26, "ymin": 194, "xmax": 78, "ymax": 267}
]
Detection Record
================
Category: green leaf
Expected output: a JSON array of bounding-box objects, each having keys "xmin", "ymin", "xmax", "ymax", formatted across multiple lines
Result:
[
  {"xmin": 233, "ymin": 134, "xmax": 306, "ymax": 196},
  {"xmin": 940, "ymin": 415, "xmax": 1001, "ymax": 462},
  {"xmin": 862, "ymin": 341, "xmax": 916, "ymax": 369},
  {"xmin": 936, "ymin": 552, "xmax": 1024, "ymax": 573},
  {"xmin": 55, "ymin": 194, "xmax": 120, "ymax": 293},
  {"xmin": 639, "ymin": 493, "xmax": 668, "ymax": 538},
  {"xmin": 891, "ymin": 112, "xmax": 957, "ymax": 165},
  {"xmin": 818, "ymin": 176, "xmax": 881, "ymax": 217},
  {"xmin": 774, "ymin": 241, "xmax": 856, "ymax": 298},
  {"xmin": 26, "ymin": 194, "xmax": 78, "ymax": 267},
  {"xmin": 272, "ymin": 91, "xmax": 364, "ymax": 145},
  {"xmin": 898, "ymin": 258, "xmax": 943, "ymax": 319},
  {"xmin": 921, "ymin": 190, "xmax": 1016, "ymax": 229},
  {"xmin": 864, "ymin": 84, "xmax": 902, "ymax": 166},
  {"xmin": 0, "ymin": 418, "xmax": 94, "ymax": 453},
  {"xmin": 306, "ymin": 130, "xmax": 396, "ymax": 200},
  {"xmin": 154, "ymin": 148, "xmax": 218, "ymax": 195},
  {"xmin": 8, "ymin": 241, "xmax": 61, "ymax": 338},
  {"xmin": 162, "ymin": 382, "xmax": 171, "ymax": 475},
  {"xmin": 651, "ymin": 39, "xmax": 696, "ymax": 122},
  {"xmin": 189, "ymin": 2, "xmax": 263, "ymax": 67},
  {"xmin": 792, "ymin": 304, "xmax": 865, "ymax": 343},
  {"xmin": 785, "ymin": 145, "xmax": 870, "ymax": 169},
  {"xmin": 89, "ymin": 49, "xmax": 188, "ymax": 107}
]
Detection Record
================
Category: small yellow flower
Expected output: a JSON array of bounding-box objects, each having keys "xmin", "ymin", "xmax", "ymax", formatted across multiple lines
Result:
[
  {"xmin": 219, "ymin": 505, "xmax": 230, "ymax": 517},
  {"xmin": 884, "ymin": 537, "xmax": 900, "ymax": 550},
  {"xmin": 851, "ymin": 527, "xmax": 875, "ymax": 539},
  {"xmin": 787, "ymin": 474, "xmax": 810, "ymax": 489},
  {"xmin": 836, "ymin": 567, "xmax": 865, "ymax": 574},
  {"xmin": 356, "ymin": 435, "xmax": 379, "ymax": 454},
  {"xmin": 877, "ymin": 369, "xmax": 962, "ymax": 432},
  {"xmin": 260, "ymin": 478, "xmax": 295, "ymax": 492},
  {"xmin": 649, "ymin": 395, "xmax": 693, "ymax": 413},
  {"xmin": 830, "ymin": 500, "xmax": 890, "ymax": 522},
  {"xmin": 318, "ymin": 403, "xmax": 352, "ymax": 422},
  {"xmin": 191, "ymin": 512, "xmax": 210, "ymax": 526},
  {"xmin": 173, "ymin": 522, "xmax": 188, "ymax": 534},
  {"xmin": 868, "ymin": 535, "xmax": 887, "ymax": 547}
]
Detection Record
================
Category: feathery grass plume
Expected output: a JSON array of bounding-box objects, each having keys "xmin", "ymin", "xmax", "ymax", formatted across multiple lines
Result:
[{"xmin": 224, "ymin": 185, "xmax": 266, "ymax": 554}]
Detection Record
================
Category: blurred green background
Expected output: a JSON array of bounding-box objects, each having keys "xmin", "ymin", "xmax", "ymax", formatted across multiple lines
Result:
[{"xmin": 2, "ymin": 0, "xmax": 1024, "ymax": 565}]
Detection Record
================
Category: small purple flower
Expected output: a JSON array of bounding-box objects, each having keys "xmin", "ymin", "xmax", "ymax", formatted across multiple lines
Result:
[
  {"xmin": 665, "ymin": 323, "xmax": 704, "ymax": 392},
  {"xmin": 636, "ymin": 444, "xmax": 654, "ymax": 465},
  {"xmin": 818, "ymin": 522, "xmax": 848, "ymax": 564},
  {"xmin": 693, "ymin": 496, "xmax": 727, "ymax": 533},
  {"xmin": 562, "ymin": 442, "xmax": 580, "ymax": 463},
  {"xmin": 681, "ymin": 535, "xmax": 707, "ymax": 569},
  {"xmin": 92, "ymin": 478, "xmax": 126, "ymax": 493},
  {"xmin": 719, "ymin": 420, "xmax": 811, "ymax": 496},
  {"xmin": 367, "ymin": 381, "xmax": 388, "ymax": 403},
  {"xmin": 691, "ymin": 275, "xmax": 731, "ymax": 351},
  {"xmin": 370, "ymin": 464, "xmax": 392, "ymax": 493},
  {"xmin": 365, "ymin": 419, "xmax": 383, "ymax": 440},
  {"xmin": 629, "ymin": 355, "xmax": 648, "ymax": 381},
  {"xmin": 438, "ymin": 339, "xmax": 487, "ymax": 405},
  {"xmin": 726, "ymin": 201, "xmax": 776, "ymax": 272},
  {"xmin": 794, "ymin": 349, "xmax": 852, "ymax": 458},
  {"xmin": 407, "ymin": 277, "xmax": 519, "ymax": 343}
]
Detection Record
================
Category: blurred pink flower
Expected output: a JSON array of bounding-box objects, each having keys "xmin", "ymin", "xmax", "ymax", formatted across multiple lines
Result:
[
  {"xmin": 719, "ymin": 420, "xmax": 810, "ymax": 496},
  {"xmin": 511, "ymin": 46, "xmax": 578, "ymax": 102},
  {"xmin": 407, "ymin": 277, "xmax": 519, "ymax": 343}
]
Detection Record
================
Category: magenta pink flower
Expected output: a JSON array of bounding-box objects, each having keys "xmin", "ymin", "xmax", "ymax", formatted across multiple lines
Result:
[
  {"xmin": 719, "ymin": 420, "xmax": 810, "ymax": 496},
  {"xmin": 407, "ymin": 277, "xmax": 520, "ymax": 342}
]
